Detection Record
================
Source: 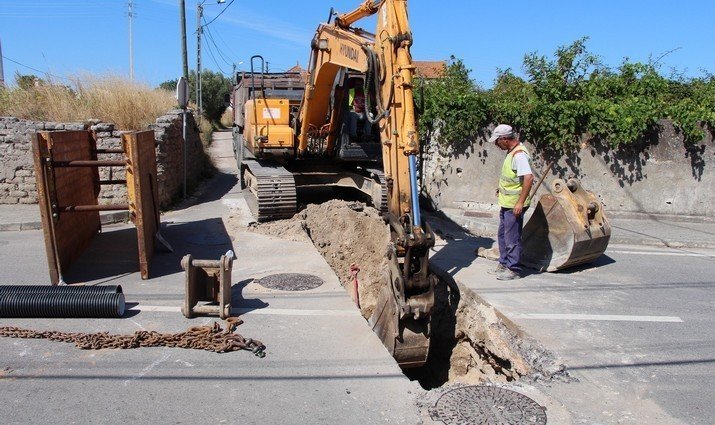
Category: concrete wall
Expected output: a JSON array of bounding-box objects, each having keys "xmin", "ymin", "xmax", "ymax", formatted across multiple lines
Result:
[
  {"xmin": 423, "ymin": 120, "xmax": 715, "ymax": 217},
  {"xmin": 0, "ymin": 110, "xmax": 205, "ymax": 208}
]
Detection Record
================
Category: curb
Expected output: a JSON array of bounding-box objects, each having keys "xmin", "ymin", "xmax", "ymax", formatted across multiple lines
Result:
[
  {"xmin": 440, "ymin": 211, "xmax": 715, "ymax": 250},
  {"xmin": 0, "ymin": 211, "xmax": 130, "ymax": 232}
]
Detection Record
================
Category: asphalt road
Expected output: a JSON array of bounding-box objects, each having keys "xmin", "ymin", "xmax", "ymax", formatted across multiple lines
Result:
[
  {"xmin": 0, "ymin": 130, "xmax": 712, "ymax": 424},
  {"xmin": 429, "ymin": 212, "xmax": 715, "ymax": 424}
]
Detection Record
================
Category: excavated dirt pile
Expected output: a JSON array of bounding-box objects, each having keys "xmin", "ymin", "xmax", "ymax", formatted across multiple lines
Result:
[
  {"xmin": 242, "ymin": 199, "xmax": 567, "ymax": 388},
  {"xmin": 416, "ymin": 268, "xmax": 568, "ymax": 388},
  {"xmin": 246, "ymin": 200, "xmax": 389, "ymax": 318}
]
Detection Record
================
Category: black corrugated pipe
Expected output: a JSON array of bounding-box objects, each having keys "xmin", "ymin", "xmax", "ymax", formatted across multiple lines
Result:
[
  {"xmin": 0, "ymin": 285, "xmax": 123, "ymax": 294},
  {"xmin": 0, "ymin": 292, "xmax": 125, "ymax": 318}
]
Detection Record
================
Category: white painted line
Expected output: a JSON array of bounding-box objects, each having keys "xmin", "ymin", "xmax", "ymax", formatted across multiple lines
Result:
[
  {"xmin": 607, "ymin": 250, "xmax": 715, "ymax": 258},
  {"xmin": 508, "ymin": 313, "xmax": 683, "ymax": 322},
  {"xmin": 131, "ymin": 304, "xmax": 358, "ymax": 317},
  {"xmin": 132, "ymin": 305, "xmax": 181, "ymax": 312},
  {"xmin": 232, "ymin": 307, "xmax": 358, "ymax": 317},
  {"xmin": 124, "ymin": 352, "xmax": 171, "ymax": 386}
]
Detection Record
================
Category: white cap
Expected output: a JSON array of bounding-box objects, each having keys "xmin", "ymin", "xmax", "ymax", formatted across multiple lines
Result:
[{"xmin": 488, "ymin": 124, "xmax": 514, "ymax": 143}]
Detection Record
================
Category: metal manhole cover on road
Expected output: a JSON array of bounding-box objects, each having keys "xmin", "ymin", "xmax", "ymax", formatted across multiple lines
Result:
[
  {"xmin": 430, "ymin": 386, "xmax": 547, "ymax": 425},
  {"xmin": 255, "ymin": 273, "xmax": 324, "ymax": 291}
]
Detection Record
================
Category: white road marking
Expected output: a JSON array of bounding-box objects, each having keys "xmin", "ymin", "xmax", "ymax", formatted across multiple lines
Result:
[
  {"xmin": 232, "ymin": 307, "xmax": 358, "ymax": 317},
  {"xmin": 607, "ymin": 250, "xmax": 715, "ymax": 258},
  {"xmin": 132, "ymin": 305, "xmax": 181, "ymax": 312},
  {"xmin": 129, "ymin": 319, "xmax": 146, "ymax": 330},
  {"xmin": 131, "ymin": 304, "xmax": 358, "ymax": 317},
  {"xmin": 508, "ymin": 313, "xmax": 683, "ymax": 322},
  {"xmin": 124, "ymin": 352, "xmax": 171, "ymax": 386}
]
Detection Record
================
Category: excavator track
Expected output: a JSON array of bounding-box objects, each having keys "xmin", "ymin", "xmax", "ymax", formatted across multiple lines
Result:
[
  {"xmin": 366, "ymin": 168, "xmax": 388, "ymax": 216},
  {"xmin": 242, "ymin": 160, "xmax": 297, "ymax": 222}
]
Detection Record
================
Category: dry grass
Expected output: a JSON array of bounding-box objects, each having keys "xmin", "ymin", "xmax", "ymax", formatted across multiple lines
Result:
[
  {"xmin": 198, "ymin": 116, "xmax": 216, "ymax": 146},
  {"xmin": 220, "ymin": 107, "xmax": 234, "ymax": 128},
  {"xmin": 0, "ymin": 74, "xmax": 176, "ymax": 130}
]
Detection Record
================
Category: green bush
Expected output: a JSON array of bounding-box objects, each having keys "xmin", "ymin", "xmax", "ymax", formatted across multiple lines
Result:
[
  {"xmin": 417, "ymin": 38, "xmax": 715, "ymax": 153},
  {"xmin": 415, "ymin": 57, "xmax": 490, "ymax": 151}
]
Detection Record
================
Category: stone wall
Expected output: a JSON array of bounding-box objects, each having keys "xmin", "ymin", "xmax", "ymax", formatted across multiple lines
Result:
[
  {"xmin": 423, "ymin": 120, "xmax": 715, "ymax": 217},
  {"xmin": 0, "ymin": 110, "xmax": 205, "ymax": 208}
]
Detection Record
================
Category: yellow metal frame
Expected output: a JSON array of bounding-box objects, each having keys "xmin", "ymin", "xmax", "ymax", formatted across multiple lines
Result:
[{"xmin": 298, "ymin": 0, "xmax": 419, "ymax": 221}]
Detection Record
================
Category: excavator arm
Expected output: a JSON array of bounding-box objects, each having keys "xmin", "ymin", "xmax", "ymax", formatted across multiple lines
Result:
[{"xmin": 298, "ymin": 0, "xmax": 436, "ymax": 368}]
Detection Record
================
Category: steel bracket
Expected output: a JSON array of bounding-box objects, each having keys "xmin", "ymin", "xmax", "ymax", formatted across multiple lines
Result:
[{"xmin": 181, "ymin": 252, "xmax": 234, "ymax": 319}]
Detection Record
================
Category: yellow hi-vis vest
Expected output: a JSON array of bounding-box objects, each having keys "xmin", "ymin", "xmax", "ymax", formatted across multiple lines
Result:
[{"xmin": 498, "ymin": 144, "xmax": 531, "ymax": 209}]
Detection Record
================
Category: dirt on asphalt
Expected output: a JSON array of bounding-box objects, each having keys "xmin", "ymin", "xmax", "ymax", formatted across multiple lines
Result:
[{"xmin": 232, "ymin": 199, "xmax": 568, "ymax": 388}]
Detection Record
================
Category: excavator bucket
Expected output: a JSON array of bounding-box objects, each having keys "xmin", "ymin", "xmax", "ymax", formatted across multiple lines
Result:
[
  {"xmin": 369, "ymin": 246, "xmax": 434, "ymax": 369},
  {"xmin": 520, "ymin": 178, "xmax": 611, "ymax": 271}
]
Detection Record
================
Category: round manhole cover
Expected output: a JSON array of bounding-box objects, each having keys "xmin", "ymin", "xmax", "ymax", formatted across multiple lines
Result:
[
  {"xmin": 430, "ymin": 386, "xmax": 547, "ymax": 425},
  {"xmin": 255, "ymin": 273, "xmax": 324, "ymax": 291}
]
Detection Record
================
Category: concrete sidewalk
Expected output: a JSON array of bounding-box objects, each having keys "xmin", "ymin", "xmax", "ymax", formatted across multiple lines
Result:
[
  {"xmin": 2, "ymin": 130, "xmax": 713, "ymax": 424},
  {"xmin": 0, "ymin": 204, "xmax": 128, "ymax": 231}
]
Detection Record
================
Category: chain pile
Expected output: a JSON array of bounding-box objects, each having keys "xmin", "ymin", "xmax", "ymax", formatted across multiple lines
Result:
[{"xmin": 0, "ymin": 317, "xmax": 265, "ymax": 357}]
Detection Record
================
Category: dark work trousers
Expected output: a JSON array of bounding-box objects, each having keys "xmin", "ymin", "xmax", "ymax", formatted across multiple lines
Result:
[{"xmin": 498, "ymin": 207, "xmax": 527, "ymax": 272}]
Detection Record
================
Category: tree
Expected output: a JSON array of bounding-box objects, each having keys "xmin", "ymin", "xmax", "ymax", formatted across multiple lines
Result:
[
  {"xmin": 415, "ymin": 56, "xmax": 489, "ymax": 152},
  {"xmin": 158, "ymin": 69, "xmax": 230, "ymax": 122},
  {"xmin": 199, "ymin": 70, "xmax": 231, "ymax": 122},
  {"xmin": 15, "ymin": 73, "xmax": 44, "ymax": 89}
]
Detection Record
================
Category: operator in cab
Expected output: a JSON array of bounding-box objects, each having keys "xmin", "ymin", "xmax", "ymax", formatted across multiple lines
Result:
[
  {"xmin": 489, "ymin": 124, "xmax": 534, "ymax": 280},
  {"xmin": 347, "ymin": 78, "xmax": 372, "ymax": 141}
]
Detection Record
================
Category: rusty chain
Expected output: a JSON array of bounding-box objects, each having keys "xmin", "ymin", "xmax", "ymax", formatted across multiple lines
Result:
[{"xmin": 0, "ymin": 317, "xmax": 266, "ymax": 357}]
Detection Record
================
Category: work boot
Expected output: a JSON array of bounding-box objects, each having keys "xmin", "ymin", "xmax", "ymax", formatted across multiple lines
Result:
[
  {"xmin": 487, "ymin": 263, "xmax": 507, "ymax": 275},
  {"xmin": 496, "ymin": 268, "xmax": 520, "ymax": 281}
]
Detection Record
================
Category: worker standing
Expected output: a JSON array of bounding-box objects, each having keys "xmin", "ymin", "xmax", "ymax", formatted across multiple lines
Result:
[{"xmin": 489, "ymin": 124, "xmax": 534, "ymax": 280}]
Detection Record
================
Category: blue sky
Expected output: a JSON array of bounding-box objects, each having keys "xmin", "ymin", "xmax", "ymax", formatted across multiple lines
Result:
[{"xmin": 1, "ymin": 0, "xmax": 714, "ymax": 88}]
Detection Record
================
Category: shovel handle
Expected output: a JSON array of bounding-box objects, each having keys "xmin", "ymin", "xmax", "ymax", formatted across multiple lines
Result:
[{"xmin": 530, "ymin": 160, "xmax": 555, "ymax": 198}]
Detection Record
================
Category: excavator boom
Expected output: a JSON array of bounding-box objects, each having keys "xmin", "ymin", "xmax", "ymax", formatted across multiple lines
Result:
[{"xmin": 297, "ymin": 0, "xmax": 435, "ymax": 368}]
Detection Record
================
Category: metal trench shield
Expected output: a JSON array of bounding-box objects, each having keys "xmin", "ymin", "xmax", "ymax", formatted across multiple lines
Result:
[
  {"xmin": 124, "ymin": 130, "xmax": 160, "ymax": 279},
  {"xmin": 521, "ymin": 178, "xmax": 611, "ymax": 271},
  {"xmin": 32, "ymin": 131, "xmax": 102, "ymax": 284},
  {"xmin": 32, "ymin": 130, "xmax": 160, "ymax": 284}
]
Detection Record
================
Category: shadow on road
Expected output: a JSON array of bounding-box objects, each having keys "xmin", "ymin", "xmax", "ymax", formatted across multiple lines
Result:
[{"xmin": 65, "ymin": 217, "xmax": 236, "ymax": 284}]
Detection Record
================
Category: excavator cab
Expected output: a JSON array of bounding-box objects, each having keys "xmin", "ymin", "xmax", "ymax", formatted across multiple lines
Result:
[{"xmin": 337, "ymin": 76, "xmax": 382, "ymax": 161}]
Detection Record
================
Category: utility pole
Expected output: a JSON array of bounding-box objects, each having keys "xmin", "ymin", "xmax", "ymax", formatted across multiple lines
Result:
[
  {"xmin": 0, "ymin": 38, "xmax": 5, "ymax": 88},
  {"xmin": 180, "ymin": 0, "xmax": 189, "ymax": 83},
  {"xmin": 196, "ymin": 1, "xmax": 203, "ymax": 118},
  {"xmin": 128, "ymin": 1, "xmax": 134, "ymax": 81}
]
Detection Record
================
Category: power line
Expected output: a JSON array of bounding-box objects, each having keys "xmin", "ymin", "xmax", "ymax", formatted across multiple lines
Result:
[
  {"xmin": 202, "ymin": 31, "xmax": 227, "ymax": 75},
  {"xmin": 201, "ymin": 0, "xmax": 235, "ymax": 28},
  {"xmin": 1, "ymin": 55, "xmax": 72, "ymax": 82},
  {"xmin": 203, "ymin": 23, "xmax": 233, "ymax": 67},
  {"xmin": 207, "ymin": 22, "xmax": 240, "ymax": 61}
]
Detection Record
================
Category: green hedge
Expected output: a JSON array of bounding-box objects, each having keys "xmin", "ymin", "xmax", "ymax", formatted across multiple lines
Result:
[{"xmin": 416, "ymin": 38, "xmax": 715, "ymax": 153}]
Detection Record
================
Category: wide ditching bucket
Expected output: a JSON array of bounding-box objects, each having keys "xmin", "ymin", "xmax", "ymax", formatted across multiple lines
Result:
[{"xmin": 521, "ymin": 178, "xmax": 611, "ymax": 271}]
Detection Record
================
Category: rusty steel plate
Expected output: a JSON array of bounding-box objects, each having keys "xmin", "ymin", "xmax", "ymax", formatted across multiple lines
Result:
[
  {"xmin": 429, "ymin": 386, "xmax": 547, "ymax": 425},
  {"xmin": 255, "ymin": 273, "xmax": 324, "ymax": 291}
]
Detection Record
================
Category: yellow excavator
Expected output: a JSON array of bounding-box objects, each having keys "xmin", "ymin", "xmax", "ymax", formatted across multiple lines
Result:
[
  {"xmin": 229, "ymin": 0, "xmax": 611, "ymax": 367},
  {"xmin": 230, "ymin": 0, "xmax": 435, "ymax": 368}
]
